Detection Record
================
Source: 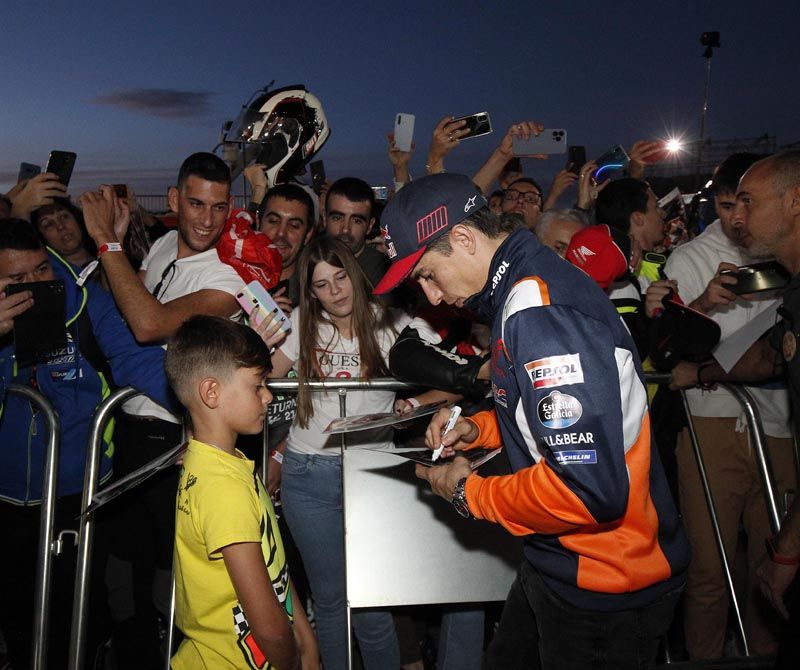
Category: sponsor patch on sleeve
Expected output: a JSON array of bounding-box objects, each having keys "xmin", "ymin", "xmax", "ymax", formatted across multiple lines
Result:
[
  {"xmin": 537, "ymin": 391, "xmax": 582, "ymax": 429},
  {"xmin": 554, "ymin": 450, "xmax": 597, "ymax": 465},
  {"xmin": 524, "ymin": 353, "xmax": 583, "ymax": 390}
]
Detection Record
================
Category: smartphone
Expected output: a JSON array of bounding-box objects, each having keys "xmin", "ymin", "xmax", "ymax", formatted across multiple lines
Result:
[
  {"xmin": 452, "ymin": 111, "xmax": 492, "ymax": 140},
  {"xmin": 593, "ymin": 145, "xmax": 630, "ymax": 182},
  {"xmin": 512, "ymin": 129, "xmax": 568, "ymax": 155},
  {"xmin": 309, "ymin": 160, "xmax": 326, "ymax": 195},
  {"xmin": 566, "ymin": 145, "xmax": 587, "ymax": 174},
  {"xmin": 112, "ymin": 184, "xmax": 129, "ymax": 200},
  {"xmin": 503, "ymin": 157, "xmax": 522, "ymax": 174},
  {"xmin": 45, "ymin": 150, "xmax": 77, "ymax": 186},
  {"xmin": 5, "ymin": 280, "xmax": 67, "ymax": 365},
  {"xmin": 719, "ymin": 261, "xmax": 790, "ymax": 295},
  {"xmin": 371, "ymin": 185, "xmax": 389, "ymax": 201},
  {"xmin": 394, "ymin": 113, "xmax": 415, "ymax": 152},
  {"xmin": 18, "ymin": 162, "xmax": 41, "ymax": 183},
  {"xmin": 236, "ymin": 280, "xmax": 292, "ymax": 333}
]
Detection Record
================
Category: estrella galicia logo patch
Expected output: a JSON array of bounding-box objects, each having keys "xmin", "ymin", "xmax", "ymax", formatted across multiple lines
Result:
[
  {"xmin": 554, "ymin": 450, "xmax": 597, "ymax": 465},
  {"xmin": 537, "ymin": 391, "xmax": 582, "ymax": 429},
  {"xmin": 524, "ymin": 353, "xmax": 584, "ymax": 390}
]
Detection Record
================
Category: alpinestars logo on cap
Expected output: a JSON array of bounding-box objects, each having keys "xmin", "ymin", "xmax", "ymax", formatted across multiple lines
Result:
[
  {"xmin": 417, "ymin": 206, "xmax": 449, "ymax": 243},
  {"xmin": 572, "ymin": 246, "xmax": 596, "ymax": 263},
  {"xmin": 464, "ymin": 196, "xmax": 478, "ymax": 212},
  {"xmin": 380, "ymin": 225, "xmax": 397, "ymax": 258}
]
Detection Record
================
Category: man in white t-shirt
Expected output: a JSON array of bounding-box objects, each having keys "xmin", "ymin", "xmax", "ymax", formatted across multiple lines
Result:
[
  {"xmin": 81, "ymin": 152, "xmax": 245, "ymax": 668},
  {"xmin": 647, "ymin": 153, "xmax": 797, "ymax": 659}
]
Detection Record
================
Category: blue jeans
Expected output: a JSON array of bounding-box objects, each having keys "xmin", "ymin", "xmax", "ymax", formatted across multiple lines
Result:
[
  {"xmin": 281, "ymin": 451, "xmax": 400, "ymax": 670},
  {"xmin": 438, "ymin": 606, "xmax": 484, "ymax": 670},
  {"xmin": 485, "ymin": 561, "xmax": 681, "ymax": 669}
]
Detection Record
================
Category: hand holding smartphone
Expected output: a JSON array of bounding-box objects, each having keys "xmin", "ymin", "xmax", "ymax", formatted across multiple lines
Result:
[
  {"xmin": 566, "ymin": 146, "xmax": 587, "ymax": 174},
  {"xmin": 593, "ymin": 145, "xmax": 630, "ymax": 182},
  {"xmin": 393, "ymin": 113, "xmax": 415, "ymax": 152},
  {"xmin": 45, "ymin": 151, "xmax": 77, "ymax": 187},
  {"xmin": 4, "ymin": 280, "xmax": 67, "ymax": 366},
  {"xmin": 236, "ymin": 281, "xmax": 292, "ymax": 333},
  {"xmin": 452, "ymin": 112, "xmax": 492, "ymax": 140},
  {"xmin": 512, "ymin": 129, "xmax": 568, "ymax": 155}
]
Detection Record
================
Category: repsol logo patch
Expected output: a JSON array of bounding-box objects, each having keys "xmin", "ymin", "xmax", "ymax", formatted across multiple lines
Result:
[
  {"xmin": 537, "ymin": 391, "xmax": 582, "ymax": 429},
  {"xmin": 491, "ymin": 261, "xmax": 510, "ymax": 292},
  {"xmin": 524, "ymin": 354, "xmax": 583, "ymax": 389},
  {"xmin": 554, "ymin": 450, "xmax": 597, "ymax": 465}
]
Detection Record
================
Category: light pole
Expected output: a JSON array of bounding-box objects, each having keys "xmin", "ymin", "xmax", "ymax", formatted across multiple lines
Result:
[{"xmin": 697, "ymin": 31, "xmax": 720, "ymax": 184}]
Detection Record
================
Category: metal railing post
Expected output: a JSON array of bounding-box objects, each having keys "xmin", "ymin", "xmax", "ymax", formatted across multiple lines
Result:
[
  {"xmin": 68, "ymin": 386, "xmax": 140, "ymax": 670},
  {"xmin": 7, "ymin": 384, "xmax": 61, "ymax": 670},
  {"xmin": 679, "ymin": 391, "xmax": 750, "ymax": 655},
  {"xmin": 720, "ymin": 383, "xmax": 783, "ymax": 533}
]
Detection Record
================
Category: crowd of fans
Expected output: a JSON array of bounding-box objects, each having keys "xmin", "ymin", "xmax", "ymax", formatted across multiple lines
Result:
[{"xmin": 1, "ymin": 113, "xmax": 799, "ymax": 670}]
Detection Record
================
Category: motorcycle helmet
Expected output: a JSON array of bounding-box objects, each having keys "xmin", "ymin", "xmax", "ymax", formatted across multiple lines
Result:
[{"xmin": 224, "ymin": 84, "xmax": 330, "ymax": 185}]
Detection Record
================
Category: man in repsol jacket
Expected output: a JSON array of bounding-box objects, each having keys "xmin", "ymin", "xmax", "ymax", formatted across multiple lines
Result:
[
  {"xmin": 0, "ymin": 219, "xmax": 174, "ymax": 668},
  {"xmin": 374, "ymin": 174, "xmax": 689, "ymax": 669}
]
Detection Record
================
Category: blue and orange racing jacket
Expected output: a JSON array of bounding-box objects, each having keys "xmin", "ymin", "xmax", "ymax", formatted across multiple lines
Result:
[{"xmin": 462, "ymin": 228, "xmax": 689, "ymax": 611}]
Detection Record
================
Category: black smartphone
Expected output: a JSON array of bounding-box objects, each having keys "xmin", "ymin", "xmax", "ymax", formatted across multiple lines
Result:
[
  {"xmin": 18, "ymin": 162, "xmax": 41, "ymax": 183},
  {"xmin": 113, "ymin": 184, "xmax": 129, "ymax": 199},
  {"xmin": 452, "ymin": 111, "xmax": 492, "ymax": 140},
  {"xmin": 5, "ymin": 280, "xmax": 67, "ymax": 365},
  {"xmin": 566, "ymin": 146, "xmax": 587, "ymax": 175},
  {"xmin": 593, "ymin": 145, "xmax": 630, "ymax": 182},
  {"xmin": 719, "ymin": 261, "xmax": 790, "ymax": 295},
  {"xmin": 45, "ymin": 150, "xmax": 77, "ymax": 186},
  {"xmin": 310, "ymin": 160, "xmax": 326, "ymax": 195}
]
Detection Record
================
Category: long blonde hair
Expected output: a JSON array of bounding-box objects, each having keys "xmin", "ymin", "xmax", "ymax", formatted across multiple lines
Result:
[{"xmin": 295, "ymin": 237, "xmax": 393, "ymax": 428}]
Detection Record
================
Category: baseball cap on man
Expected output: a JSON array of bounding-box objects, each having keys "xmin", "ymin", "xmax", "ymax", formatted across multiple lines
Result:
[
  {"xmin": 373, "ymin": 173, "xmax": 486, "ymax": 295},
  {"xmin": 565, "ymin": 224, "xmax": 632, "ymax": 289}
]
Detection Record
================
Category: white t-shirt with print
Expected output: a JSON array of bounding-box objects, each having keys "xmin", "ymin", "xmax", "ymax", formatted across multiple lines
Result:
[
  {"xmin": 124, "ymin": 230, "xmax": 245, "ymax": 423},
  {"xmin": 280, "ymin": 306, "xmax": 411, "ymax": 455}
]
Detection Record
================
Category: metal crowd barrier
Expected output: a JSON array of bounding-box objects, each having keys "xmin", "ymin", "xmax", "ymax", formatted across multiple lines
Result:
[
  {"xmin": 6, "ymin": 384, "xmax": 61, "ymax": 670},
  {"xmin": 68, "ymin": 386, "xmax": 140, "ymax": 670},
  {"xmin": 63, "ymin": 375, "xmax": 788, "ymax": 668}
]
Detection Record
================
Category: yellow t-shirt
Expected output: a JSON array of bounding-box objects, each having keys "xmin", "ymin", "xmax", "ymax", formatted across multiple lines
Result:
[{"xmin": 172, "ymin": 439, "xmax": 292, "ymax": 670}]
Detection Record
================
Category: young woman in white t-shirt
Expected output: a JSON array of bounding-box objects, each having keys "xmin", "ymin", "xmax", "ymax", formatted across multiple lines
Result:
[{"xmin": 268, "ymin": 237, "xmax": 408, "ymax": 670}]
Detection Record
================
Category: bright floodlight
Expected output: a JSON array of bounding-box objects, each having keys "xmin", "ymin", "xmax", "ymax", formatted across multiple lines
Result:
[{"xmin": 666, "ymin": 138, "xmax": 683, "ymax": 153}]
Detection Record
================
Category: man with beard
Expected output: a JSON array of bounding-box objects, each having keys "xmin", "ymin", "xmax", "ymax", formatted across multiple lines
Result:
[
  {"xmin": 81, "ymin": 152, "xmax": 246, "ymax": 668},
  {"xmin": 670, "ymin": 150, "xmax": 800, "ymax": 668},
  {"xmin": 258, "ymin": 183, "xmax": 315, "ymax": 313},
  {"xmin": 324, "ymin": 177, "xmax": 389, "ymax": 287},
  {"xmin": 649, "ymin": 153, "xmax": 795, "ymax": 660}
]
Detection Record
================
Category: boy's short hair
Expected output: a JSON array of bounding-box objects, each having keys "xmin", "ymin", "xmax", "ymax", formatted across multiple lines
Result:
[
  {"xmin": 165, "ymin": 315, "xmax": 271, "ymax": 405},
  {"xmin": 711, "ymin": 152, "xmax": 765, "ymax": 196}
]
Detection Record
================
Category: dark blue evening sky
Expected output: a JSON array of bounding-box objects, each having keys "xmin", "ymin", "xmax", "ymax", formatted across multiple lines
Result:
[{"xmin": 2, "ymin": 1, "xmax": 798, "ymax": 197}]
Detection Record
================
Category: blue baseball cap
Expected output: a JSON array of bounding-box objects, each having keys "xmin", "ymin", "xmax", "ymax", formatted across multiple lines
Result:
[{"xmin": 373, "ymin": 173, "xmax": 487, "ymax": 294}]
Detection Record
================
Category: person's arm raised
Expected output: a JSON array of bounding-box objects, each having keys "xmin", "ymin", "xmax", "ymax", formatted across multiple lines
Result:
[
  {"xmin": 81, "ymin": 186, "xmax": 238, "ymax": 343},
  {"xmin": 472, "ymin": 121, "xmax": 544, "ymax": 194}
]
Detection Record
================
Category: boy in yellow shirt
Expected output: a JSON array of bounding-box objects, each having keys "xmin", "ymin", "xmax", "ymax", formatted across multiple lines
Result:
[{"xmin": 165, "ymin": 315, "xmax": 318, "ymax": 669}]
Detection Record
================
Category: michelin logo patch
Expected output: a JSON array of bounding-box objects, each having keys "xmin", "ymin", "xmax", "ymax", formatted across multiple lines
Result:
[
  {"xmin": 537, "ymin": 391, "xmax": 582, "ymax": 429},
  {"xmin": 554, "ymin": 450, "xmax": 597, "ymax": 465},
  {"xmin": 525, "ymin": 353, "xmax": 584, "ymax": 390}
]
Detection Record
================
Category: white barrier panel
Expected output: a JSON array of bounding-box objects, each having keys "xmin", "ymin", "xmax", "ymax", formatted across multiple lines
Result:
[{"xmin": 343, "ymin": 448, "xmax": 520, "ymax": 608}]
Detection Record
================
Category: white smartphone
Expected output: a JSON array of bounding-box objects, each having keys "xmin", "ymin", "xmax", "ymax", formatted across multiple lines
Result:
[
  {"xmin": 236, "ymin": 280, "xmax": 292, "ymax": 333},
  {"xmin": 512, "ymin": 129, "xmax": 568, "ymax": 155},
  {"xmin": 394, "ymin": 113, "xmax": 415, "ymax": 152}
]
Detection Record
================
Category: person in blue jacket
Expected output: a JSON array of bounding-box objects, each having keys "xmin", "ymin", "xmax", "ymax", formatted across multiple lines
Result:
[{"xmin": 0, "ymin": 218, "xmax": 176, "ymax": 669}]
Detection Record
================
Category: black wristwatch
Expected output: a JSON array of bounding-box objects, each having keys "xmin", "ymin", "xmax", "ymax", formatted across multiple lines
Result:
[{"xmin": 452, "ymin": 477, "xmax": 472, "ymax": 519}]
